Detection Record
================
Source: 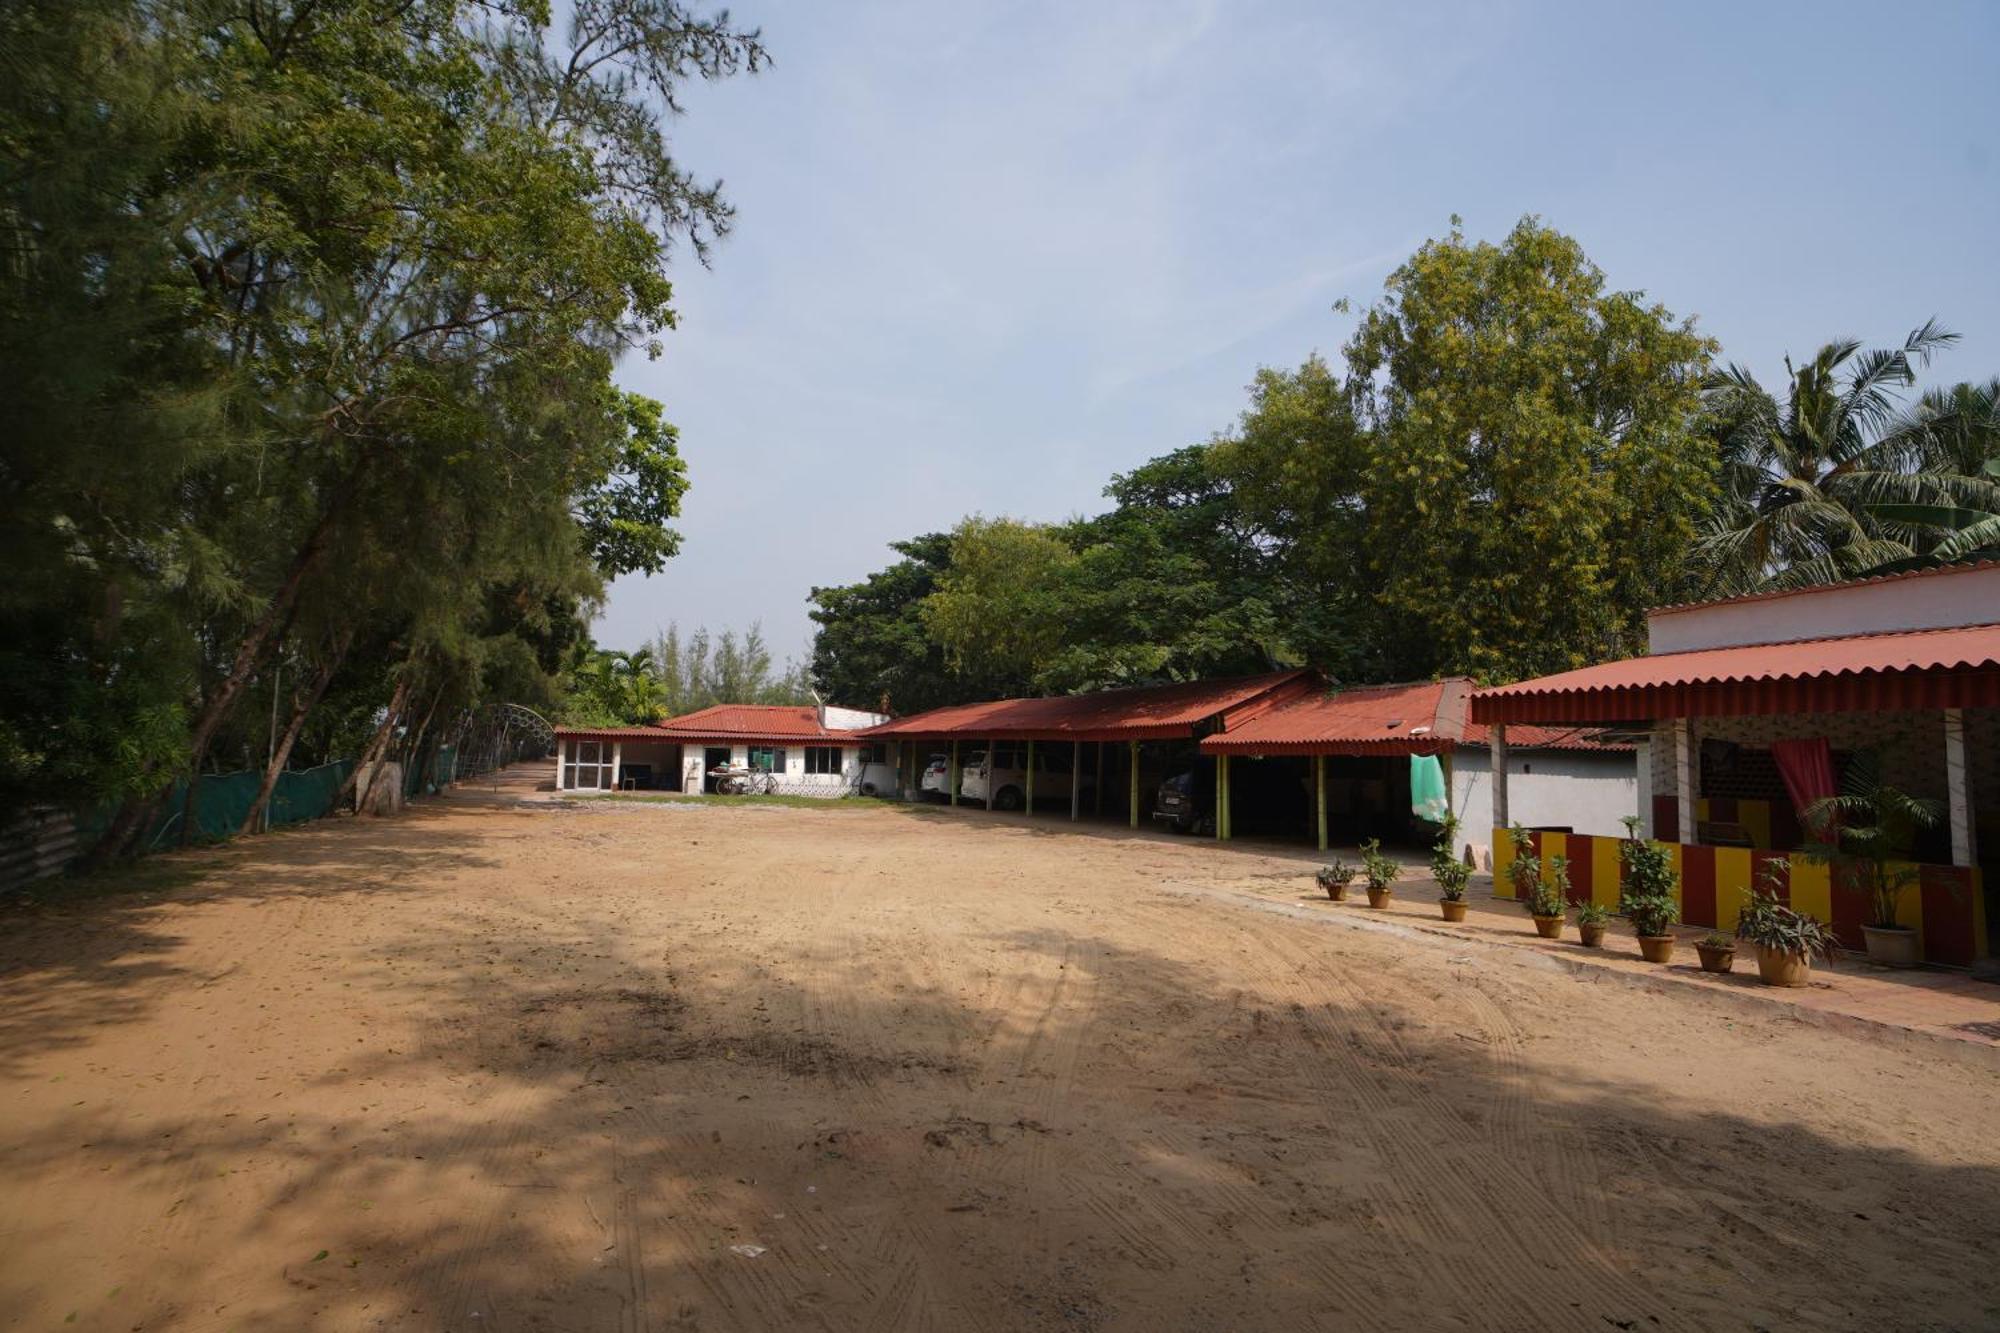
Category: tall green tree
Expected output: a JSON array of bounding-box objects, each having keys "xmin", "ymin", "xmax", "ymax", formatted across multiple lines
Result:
[
  {"xmin": 1345, "ymin": 216, "xmax": 1717, "ymax": 680},
  {"xmin": 809, "ymin": 534, "xmax": 1007, "ymax": 715},
  {"xmin": 0, "ymin": 0, "xmax": 761, "ymax": 849},
  {"xmin": 918, "ymin": 518, "xmax": 1078, "ymax": 694}
]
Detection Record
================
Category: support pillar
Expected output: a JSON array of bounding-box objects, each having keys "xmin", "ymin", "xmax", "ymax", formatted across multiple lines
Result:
[
  {"xmin": 950, "ymin": 739, "xmax": 960, "ymax": 806},
  {"xmin": 611, "ymin": 741, "xmax": 623, "ymax": 792},
  {"xmin": 1316, "ymin": 754, "xmax": 1328, "ymax": 852},
  {"xmin": 1673, "ymin": 718, "xmax": 1694, "ymax": 846},
  {"xmin": 985, "ymin": 738, "xmax": 996, "ymax": 811},
  {"xmin": 1096, "ymin": 741, "xmax": 1105, "ymax": 816},
  {"xmin": 1128, "ymin": 740, "xmax": 1140, "ymax": 829},
  {"xmin": 1026, "ymin": 739, "xmax": 1036, "ymax": 813},
  {"xmin": 1219, "ymin": 754, "xmax": 1232, "ymax": 841},
  {"xmin": 1634, "ymin": 736, "xmax": 1653, "ymax": 838},
  {"xmin": 1946, "ymin": 708, "xmax": 1976, "ymax": 867},
  {"xmin": 556, "ymin": 737, "xmax": 568, "ymax": 791},
  {"xmin": 1492, "ymin": 724, "xmax": 1510, "ymax": 832},
  {"xmin": 1071, "ymin": 740, "xmax": 1081, "ymax": 822},
  {"xmin": 1214, "ymin": 752, "xmax": 1224, "ymax": 841}
]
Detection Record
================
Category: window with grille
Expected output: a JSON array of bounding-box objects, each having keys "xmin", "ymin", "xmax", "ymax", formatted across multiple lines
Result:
[
  {"xmin": 747, "ymin": 746, "xmax": 787, "ymax": 773},
  {"xmin": 805, "ymin": 746, "xmax": 841, "ymax": 775}
]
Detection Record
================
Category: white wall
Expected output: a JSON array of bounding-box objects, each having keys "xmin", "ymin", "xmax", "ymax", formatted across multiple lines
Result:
[
  {"xmin": 716, "ymin": 742, "xmax": 865, "ymax": 797},
  {"xmin": 1454, "ymin": 748, "xmax": 1637, "ymax": 846},
  {"xmin": 1647, "ymin": 563, "xmax": 2000, "ymax": 654}
]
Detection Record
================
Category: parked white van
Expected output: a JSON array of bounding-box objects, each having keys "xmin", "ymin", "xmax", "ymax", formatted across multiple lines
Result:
[{"xmin": 959, "ymin": 745, "xmax": 1091, "ymax": 810}]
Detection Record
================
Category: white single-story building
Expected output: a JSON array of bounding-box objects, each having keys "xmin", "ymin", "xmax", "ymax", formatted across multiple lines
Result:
[
  {"xmin": 1450, "ymin": 721, "xmax": 1637, "ymax": 842},
  {"xmin": 554, "ymin": 703, "xmax": 890, "ymax": 797}
]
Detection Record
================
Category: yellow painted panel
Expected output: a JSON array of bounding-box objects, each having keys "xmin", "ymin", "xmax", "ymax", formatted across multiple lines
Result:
[
  {"xmin": 1592, "ymin": 836, "xmax": 1622, "ymax": 910},
  {"xmin": 1662, "ymin": 841, "xmax": 1685, "ymax": 911},
  {"xmin": 1887, "ymin": 861, "xmax": 1923, "ymax": 934},
  {"xmin": 1790, "ymin": 858, "xmax": 1832, "ymax": 924},
  {"xmin": 1740, "ymin": 800, "xmax": 1773, "ymax": 851},
  {"xmin": 1541, "ymin": 832, "xmax": 1567, "ymax": 884},
  {"xmin": 1492, "ymin": 828, "xmax": 1515, "ymax": 899},
  {"xmin": 1712, "ymin": 847, "xmax": 1753, "ymax": 933}
]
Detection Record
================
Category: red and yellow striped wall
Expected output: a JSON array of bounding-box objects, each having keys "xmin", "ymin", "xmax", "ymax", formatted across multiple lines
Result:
[
  {"xmin": 1492, "ymin": 828, "xmax": 1988, "ymax": 966},
  {"xmin": 1650, "ymin": 795, "xmax": 1797, "ymax": 850}
]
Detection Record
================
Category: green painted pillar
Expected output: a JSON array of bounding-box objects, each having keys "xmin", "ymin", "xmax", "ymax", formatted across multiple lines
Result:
[
  {"xmin": 1214, "ymin": 752, "xmax": 1224, "ymax": 841},
  {"xmin": 1128, "ymin": 740, "xmax": 1140, "ymax": 828},
  {"xmin": 1025, "ymin": 739, "xmax": 1036, "ymax": 813},
  {"xmin": 1316, "ymin": 754, "xmax": 1328, "ymax": 852},
  {"xmin": 950, "ymin": 739, "xmax": 960, "ymax": 806}
]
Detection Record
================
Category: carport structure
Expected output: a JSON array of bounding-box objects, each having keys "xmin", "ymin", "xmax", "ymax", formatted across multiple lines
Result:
[
  {"xmin": 1200, "ymin": 679, "xmax": 1471, "ymax": 848},
  {"xmin": 859, "ymin": 670, "xmax": 1313, "ymax": 826}
]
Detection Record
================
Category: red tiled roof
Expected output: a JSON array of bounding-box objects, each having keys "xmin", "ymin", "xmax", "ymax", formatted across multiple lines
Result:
[
  {"xmin": 1472, "ymin": 623, "xmax": 2000, "ymax": 724},
  {"xmin": 1199, "ymin": 679, "xmax": 1470, "ymax": 755},
  {"xmin": 861, "ymin": 670, "xmax": 1313, "ymax": 742},
  {"xmin": 556, "ymin": 705, "xmax": 864, "ymax": 745},
  {"xmin": 1459, "ymin": 721, "xmax": 1635, "ymax": 753}
]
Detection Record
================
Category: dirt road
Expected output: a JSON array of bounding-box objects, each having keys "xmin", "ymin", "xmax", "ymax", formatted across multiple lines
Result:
[{"xmin": 3, "ymin": 770, "xmax": 1997, "ymax": 1331}]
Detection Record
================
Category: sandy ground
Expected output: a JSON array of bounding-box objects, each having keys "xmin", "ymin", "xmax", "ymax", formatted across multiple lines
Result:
[{"xmin": 3, "ymin": 770, "xmax": 1998, "ymax": 1332}]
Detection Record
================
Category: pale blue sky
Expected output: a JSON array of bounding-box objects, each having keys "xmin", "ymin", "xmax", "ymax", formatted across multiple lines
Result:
[{"xmin": 598, "ymin": 0, "xmax": 2000, "ymax": 668}]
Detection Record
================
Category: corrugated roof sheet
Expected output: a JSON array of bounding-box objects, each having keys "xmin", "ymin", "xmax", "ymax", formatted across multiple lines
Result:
[
  {"xmin": 1199, "ymin": 679, "xmax": 1470, "ymax": 755},
  {"xmin": 556, "ymin": 704, "xmax": 865, "ymax": 745},
  {"xmin": 1472, "ymin": 623, "xmax": 2000, "ymax": 723},
  {"xmin": 1459, "ymin": 721, "xmax": 1635, "ymax": 753},
  {"xmin": 861, "ymin": 670, "xmax": 1312, "ymax": 742}
]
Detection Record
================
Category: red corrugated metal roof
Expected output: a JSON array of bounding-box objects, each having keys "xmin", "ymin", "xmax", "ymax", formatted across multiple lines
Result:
[
  {"xmin": 1472, "ymin": 623, "xmax": 2000, "ymax": 723},
  {"xmin": 556, "ymin": 705, "xmax": 864, "ymax": 745},
  {"xmin": 1459, "ymin": 721, "xmax": 1635, "ymax": 753},
  {"xmin": 1199, "ymin": 679, "xmax": 1469, "ymax": 755},
  {"xmin": 861, "ymin": 670, "xmax": 1313, "ymax": 742}
]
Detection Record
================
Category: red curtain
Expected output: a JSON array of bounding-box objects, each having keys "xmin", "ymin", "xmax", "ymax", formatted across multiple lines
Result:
[{"xmin": 1771, "ymin": 738, "xmax": 1837, "ymax": 839}]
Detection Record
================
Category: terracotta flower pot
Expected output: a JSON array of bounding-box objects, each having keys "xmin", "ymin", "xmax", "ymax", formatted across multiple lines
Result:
[
  {"xmin": 1532, "ymin": 914, "xmax": 1564, "ymax": 939},
  {"xmin": 1321, "ymin": 879, "xmax": 1350, "ymax": 902},
  {"xmin": 1577, "ymin": 922, "xmax": 1606, "ymax": 948},
  {"xmin": 1696, "ymin": 943, "xmax": 1736, "ymax": 975},
  {"xmin": 1439, "ymin": 899, "xmax": 1468, "ymax": 923},
  {"xmin": 1637, "ymin": 935, "xmax": 1676, "ymax": 964},
  {"xmin": 1366, "ymin": 886, "xmax": 1393, "ymax": 910},
  {"xmin": 1861, "ymin": 924, "xmax": 1921, "ymax": 968},
  {"xmin": 1755, "ymin": 945, "xmax": 1812, "ymax": 987}
]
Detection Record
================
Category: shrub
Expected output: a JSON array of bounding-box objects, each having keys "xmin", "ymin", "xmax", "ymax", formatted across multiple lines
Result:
[
  {"xmin": 1735, "ymin": 890, "xmax": 1840, "ymax": 963},
  {"xmin": 1619, "ymin": 827, "xmax": 1681, "ymax": 937},
  {"xmin": 1431, "ymin": 814, "xmax": 1471, "ymax": 901},
  {"xmin": 1699, "ymin": 932, "xmax": 1734, "ymax": 951},
  {"xmin": 1519, "ymin": 854, "xmax": 1569, "ymax": 918},
  {"xmin": 1573, "ymin": 899, "xmax": 1610, "ymax": 926},
  {"xmin": 1316, "ymin": 860, "xmax": 1356, "ymax": 891},
  {"xmin": 1505, "ymin": 825, "xmax": 1540, "ymax": 899},
  {"xmin": 1360, "ymin": 839, "xmax": 1401, "ymax": 891}
]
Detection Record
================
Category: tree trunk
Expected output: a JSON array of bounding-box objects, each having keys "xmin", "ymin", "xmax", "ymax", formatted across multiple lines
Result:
[
  {"xmin": 90, "ymin": 508, "xmax": 338, "ymax": 863},
  {"xmin": 339, "ymin": 677, "xmax": 411, "ymax": 814},
  {"xmin": 238, "ymin": 630, "xmax": 354, "ymax": 836}
]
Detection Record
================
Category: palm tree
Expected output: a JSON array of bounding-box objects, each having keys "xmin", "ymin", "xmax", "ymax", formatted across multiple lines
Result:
[
  {"xmin": 1861, "ymin": 379, "xmax": 2000, "ymax": 573},
  {"xmin": 1691, "ymin": 321, "xmax": 1962, "ymax": 597}
]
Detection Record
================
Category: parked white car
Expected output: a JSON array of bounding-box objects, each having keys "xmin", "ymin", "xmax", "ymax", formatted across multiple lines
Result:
[
  {"xmin": 959, "ymin": 746, "xmax": 1091, "ymax": 811},
  {"xmin": 919, "ymin": 753, "xmax": 953, "ymax": 801}
]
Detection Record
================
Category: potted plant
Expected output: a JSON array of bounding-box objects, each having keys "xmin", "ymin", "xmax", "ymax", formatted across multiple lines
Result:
[
  {"xmin": 1360, "ymin": 839, "xmax": 1400, "ymax": 909},
  {"xmin": 1431, "ymin": 815, "xmax": 1471, "ymax": 921},
  {"xmin": 1505, "ymin": 825, "xmax": 1541, "ymax": 903},
  {"xmin": 1572, "ymin": 900, "xmax": 1609, "ymax": 948},
  {"xmin": 1801, "ymin": 751, "xmax": 1943, "ymax": 968},
  {"xmin": 1735, "ymin": 877, "xmax": 1840, "ymax": 987},
  {"xmin": 1695, "ymin": 932, "xmax": 1736, "ymax": 974},
  {"xmin": 1519, "ymin": 855, "xmax": 1569, "ymax": 938},
  {"xmin": 1316, "ymin": 859, "xmax": 1357, "ymax": 901},
  {"xmin": 1618, "ymin": 830, "xmax": 1681, "ymax": 963}
]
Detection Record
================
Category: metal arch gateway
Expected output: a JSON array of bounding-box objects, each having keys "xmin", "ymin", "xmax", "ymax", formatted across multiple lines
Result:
[{"xmin": 446, "ymin": 702, "xmax": 557, "ymax": 783}]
